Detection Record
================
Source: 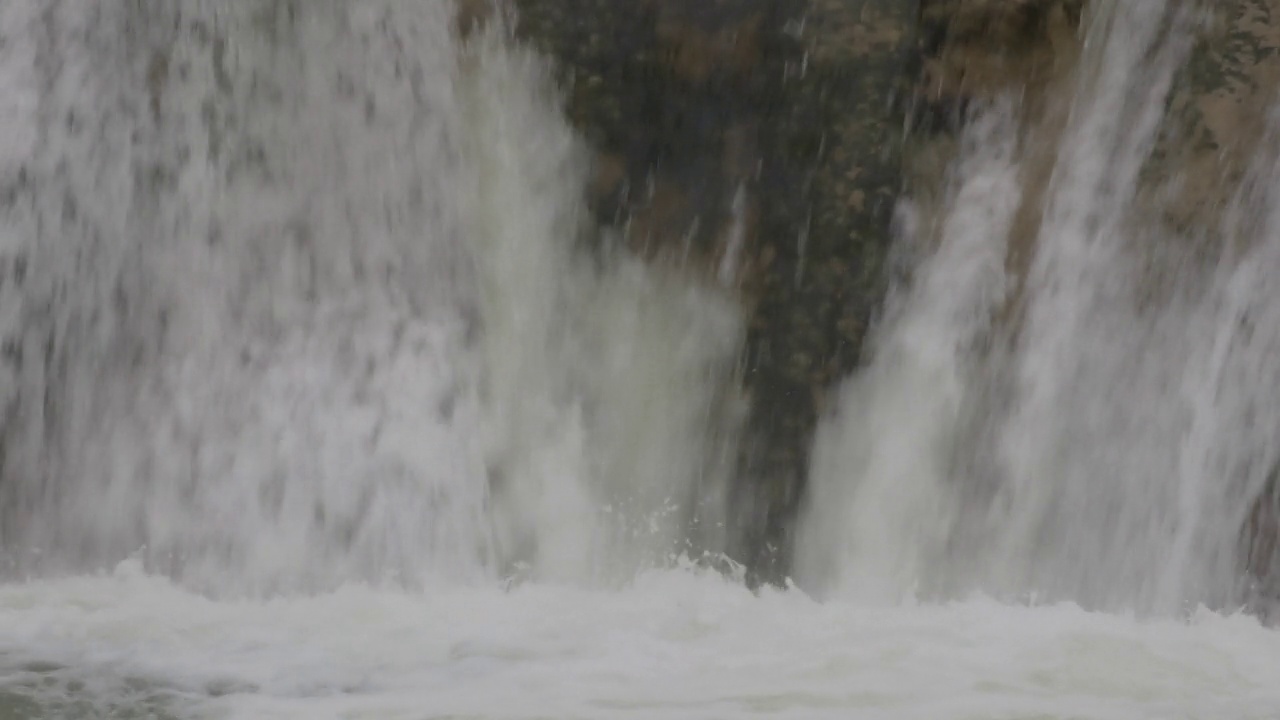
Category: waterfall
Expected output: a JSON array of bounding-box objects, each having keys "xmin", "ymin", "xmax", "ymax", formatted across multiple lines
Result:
[
  {"xmin": 3, "ymin": 3, "xmax": 1280, "ymax": 717},
  {"xmin": 799, "ymin": 0, "xmax": 1280, "ymax": 615},
  {"xmin": 796, "ymin": 101, "xmax": 1022, "ymax": 603},
  {"xmin": 5, "ymin": 0, "xmax": 1279, "ymax": 617},
  {"xmin": 0, "ymin": 1, "xmax": 743, "ymax": 596}
]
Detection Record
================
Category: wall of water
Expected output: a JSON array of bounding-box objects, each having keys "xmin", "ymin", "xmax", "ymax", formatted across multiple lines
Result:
[
  {"xmin": 0, "ymin": 1, "xmax": 744, "ymax": 596},
  {"xmin": 6, "ymin": 0, "xmax": 1280, "ymax": 617}
]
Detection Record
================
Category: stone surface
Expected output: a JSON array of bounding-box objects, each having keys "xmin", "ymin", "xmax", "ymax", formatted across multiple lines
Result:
[
  {"xmin": 908, "ymin": 0, "xmax": 1084, "ymax": 324},
  {"xmin": 509, "ymin": 0, "xmax": 914, "ymax": 582}
]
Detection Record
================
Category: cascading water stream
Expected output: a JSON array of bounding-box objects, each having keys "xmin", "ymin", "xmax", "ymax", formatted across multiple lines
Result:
[
  {"xmin": 0, "ymin": 1, "xmax": 743, "ymax": 595},
  {"xmin": 796, "ymin": 101, "xmax": 1023, "ymax": 603},
  {"xmin": 799, "ymin": 0, "xmax": 1280, "ymax": 616}
]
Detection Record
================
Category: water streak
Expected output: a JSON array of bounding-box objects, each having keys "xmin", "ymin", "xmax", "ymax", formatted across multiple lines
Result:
[{"xmin": 800, "ymin": 0, "xmax": 1280, "ymax": 615}]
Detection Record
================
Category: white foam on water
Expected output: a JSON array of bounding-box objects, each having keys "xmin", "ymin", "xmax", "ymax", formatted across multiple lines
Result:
[{"xmin": 1, "ymin": 565, "xmax": 1279, "ymax": 719}]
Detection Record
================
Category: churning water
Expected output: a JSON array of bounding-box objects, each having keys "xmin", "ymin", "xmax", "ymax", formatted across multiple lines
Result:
[{"xmin": 0, "ymin": 1, "xmax": 1278, "ymax": 718}]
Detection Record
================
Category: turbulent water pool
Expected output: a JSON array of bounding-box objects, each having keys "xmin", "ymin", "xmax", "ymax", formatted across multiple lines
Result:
[{"xmin": 1, "ymin": 564, "xmax": 1278, "ymax": 719}]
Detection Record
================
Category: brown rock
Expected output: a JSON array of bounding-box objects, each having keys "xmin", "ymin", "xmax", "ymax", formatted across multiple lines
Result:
[
  {"xmin": 721, "ymin": 122, "xmax": 759, "ymax": 180},
  {"xmin": 651, "ymin": 2, "xmax": 766, "ymax": 85},
  {"xmin": 512, "ymin": 0, "xmax": 913, "ymax": 583},
  {"xmin": 457, "ymin": 0, "xmax": 501, "ymax": 38},
  {"xmin": 589, "ymin": 153, "xmax": 628, "ymax": 210},
  {"xmin": 625, "ymin": 179, "xmax": 694, "ymax": 261}
]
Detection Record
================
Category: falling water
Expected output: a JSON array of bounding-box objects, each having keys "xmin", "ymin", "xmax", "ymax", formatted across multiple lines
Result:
[
  {"xmin": 0, "ymin": 1, "xmax": 743, "ymax": 595},
  {"xmin": 796, "ymin": 101, "xmax": 1023, "ymax": 603},
  {"xmin": 800, "ymin": 0, "xmax": 1280, "ymax": 616},
  {"xmin": 0, "ymin": 2, "xmax": 1278, "ymax": 718}
]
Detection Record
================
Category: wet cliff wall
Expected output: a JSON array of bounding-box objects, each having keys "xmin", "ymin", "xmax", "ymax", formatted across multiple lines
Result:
[
  {"xmin": 507, "ymin": 0, "xmax": 915, "ymax": 581},
  {"xmin": 486, "ymin": 0, "xmax": 1280, "ymax": 591}
]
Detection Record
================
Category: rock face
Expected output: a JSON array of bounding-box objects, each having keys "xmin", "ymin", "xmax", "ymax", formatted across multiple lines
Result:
[
  {"xmin": 1152, "ymin": 0, "xmax": 1280, "ymax": 235},
  {"xmin": 509, "ymin": 0, "xmax": 915, "ymax": 581}
]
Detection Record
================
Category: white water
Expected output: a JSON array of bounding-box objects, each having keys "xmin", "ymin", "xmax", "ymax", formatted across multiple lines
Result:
[
  {"xmin": 801, "ymin": 0, "xmax": 1280, "ymax": 616},
  {"xmin": 4, "ymin": 562, "xmax": 1280, "ymax": 719},
  {"xmin": 0, "ymin": 1, "xmax": 1278, "ymax": 718},
  {"xmin": 0, "ymin": 2, "xmax": 742, "ymax": 592}
]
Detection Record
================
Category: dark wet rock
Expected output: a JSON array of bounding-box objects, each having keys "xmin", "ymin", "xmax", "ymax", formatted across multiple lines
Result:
[
  {"xmin": 914, "ymin": 0, "xmax": 1081, "ymax": 117},
  {"xmin": 498, "ymin": 0, "xmax": 1087, "ymax": 583},
  {"xmin": 732, "ymin": 0, "xmax": 918, "ymax": 583},
  {"xmin": 513, "ymin": 0, "xmax": 790, "ymax": 277},
  {"xmin": 509, "ymin": 0, "xmax": 915, "ymax": 583}
]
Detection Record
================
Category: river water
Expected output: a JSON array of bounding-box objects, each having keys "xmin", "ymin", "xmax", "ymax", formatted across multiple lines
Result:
[{"xmin": 0, "ymin": 2, "xmax": 1278, "ymax": 718}]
